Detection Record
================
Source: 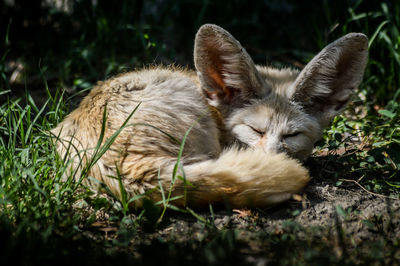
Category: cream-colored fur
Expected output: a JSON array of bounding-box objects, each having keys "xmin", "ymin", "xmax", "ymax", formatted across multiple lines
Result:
[{"xmin": 51, "ymin": 24, "xmax": 368, "ymax": 208}]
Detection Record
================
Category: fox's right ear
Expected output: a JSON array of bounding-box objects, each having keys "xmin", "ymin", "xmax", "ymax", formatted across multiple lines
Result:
[
  {"xmin": 194, "ymin": 24, "xmax": 268, "ymax": 107},
  {"xmin": 290, "ymin": 33, "xmax": 368, "ymax": 125}
]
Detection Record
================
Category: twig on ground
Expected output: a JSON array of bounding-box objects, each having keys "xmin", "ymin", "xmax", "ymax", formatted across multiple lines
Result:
[{"xmin": 339, "ymin": 178, "xmax": 398, "ymax": 200}]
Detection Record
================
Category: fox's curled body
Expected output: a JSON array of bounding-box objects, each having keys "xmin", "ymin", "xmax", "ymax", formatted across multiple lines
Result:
[{"xmin": 52, "ymin": 24, "xmax": 368, "ymax": 208}]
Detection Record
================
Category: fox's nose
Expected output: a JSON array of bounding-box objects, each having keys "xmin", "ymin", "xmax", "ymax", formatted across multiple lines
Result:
[{"xmin": 257, "ymin": 135, "xmax": 267, "ymax": 148}]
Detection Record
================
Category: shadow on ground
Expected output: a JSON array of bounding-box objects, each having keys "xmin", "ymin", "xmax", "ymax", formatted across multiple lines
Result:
[{"xmin": 2, "ymin": 171, "xmax": 399, "ymax": 266}]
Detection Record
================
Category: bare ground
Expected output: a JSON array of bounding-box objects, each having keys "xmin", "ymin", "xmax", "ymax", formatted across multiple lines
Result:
[{"xmin": 78, "ymin": 176, "xmax": 400, "ymax": 265}]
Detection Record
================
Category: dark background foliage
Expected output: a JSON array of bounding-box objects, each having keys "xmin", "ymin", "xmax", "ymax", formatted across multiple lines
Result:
[{"xmin": 1, "ymin": 0, "xmax": 398, "ymax": 106}]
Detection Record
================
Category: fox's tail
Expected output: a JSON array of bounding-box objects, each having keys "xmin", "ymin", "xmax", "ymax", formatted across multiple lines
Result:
[{"xmin": 150, "ymin": 147, "xmax": 310, "ymax": 208}]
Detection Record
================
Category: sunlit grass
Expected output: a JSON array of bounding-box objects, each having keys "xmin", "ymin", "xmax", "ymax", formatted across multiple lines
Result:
[{"xmin": 312, "ymin": 0, "xmax": 400, "ymax": 194}]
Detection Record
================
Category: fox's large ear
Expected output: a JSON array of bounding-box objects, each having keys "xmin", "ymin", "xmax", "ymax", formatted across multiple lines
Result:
[
  {"xmin": 290, "ymin": 33, "xmax": 368, "ymax": 125},
  {"xmin": 194, "ymin": 24, "xmax": 268, "ymax": 106}
]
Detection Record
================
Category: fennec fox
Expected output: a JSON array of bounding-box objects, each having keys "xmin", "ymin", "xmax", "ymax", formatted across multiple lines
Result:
[{"xmin": 52, "ymin": 24, "xmax": 368, "ymax": 208}]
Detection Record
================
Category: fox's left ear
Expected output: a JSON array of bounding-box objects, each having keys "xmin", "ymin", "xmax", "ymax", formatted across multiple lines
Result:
[
  {"xmin": 194, "ymin": 24, "xmax": 268, "ymax": 107},
  {"xmin": 290, "ymin": 33, "xmax": 368, "ymax": 125}
]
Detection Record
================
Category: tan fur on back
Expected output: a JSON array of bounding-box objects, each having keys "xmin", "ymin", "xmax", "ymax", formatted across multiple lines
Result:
[{"xmin": 52, "ymin": 24, "xmax": 368, "ymax": 208}]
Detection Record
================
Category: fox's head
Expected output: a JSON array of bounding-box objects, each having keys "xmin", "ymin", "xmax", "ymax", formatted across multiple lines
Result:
[{"xmin": 194, "ymin": 24, "xmax": 368, "ymax": 160}]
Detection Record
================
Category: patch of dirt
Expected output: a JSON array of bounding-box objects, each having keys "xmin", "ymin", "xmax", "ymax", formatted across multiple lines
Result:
[
  {"xmin": 138, "ymin": 180, "xmax": 400, "ymax": 240},
  {"xmin": 82, "ymin": 179, "xmax": 400, "ymax": 265}
]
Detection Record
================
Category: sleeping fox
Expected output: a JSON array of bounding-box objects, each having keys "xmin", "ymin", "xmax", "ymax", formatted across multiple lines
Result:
[{"xmin": 52, "ymin": 24, "xmax": 368, "ymax": 208}]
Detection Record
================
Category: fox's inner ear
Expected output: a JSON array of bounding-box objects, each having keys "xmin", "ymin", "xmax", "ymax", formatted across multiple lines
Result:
[
  {"xmin": 290, "ymin": 33, "xmax": 368, "ymax": 124},
  {"xmin": 194, "ymin": 24, "xmax": 268, "ymax": 106}
]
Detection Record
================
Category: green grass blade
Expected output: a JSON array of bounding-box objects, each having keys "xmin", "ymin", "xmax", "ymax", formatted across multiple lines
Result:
[{"xmin": 368, "ymin": 20, "xmax": 389, "ymax": 49}]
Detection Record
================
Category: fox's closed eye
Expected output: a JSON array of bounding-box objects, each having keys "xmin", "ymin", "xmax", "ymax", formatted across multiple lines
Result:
[
  {"xmin": 248, "ymin": 125, "xmax": 265, "ymax": 136},
  {"xmin": 283, "ymin": 132, "xmax": 301, "ymax": 138}
]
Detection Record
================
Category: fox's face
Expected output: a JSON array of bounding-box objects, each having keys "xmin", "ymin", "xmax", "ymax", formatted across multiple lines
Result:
[
  {"xmin": 194, "ymin": 24, "xmax": 368, "ymax": 160},
  {"xmin": 227, "ymin": 95, "xmax": 321, "ymax": 160}
]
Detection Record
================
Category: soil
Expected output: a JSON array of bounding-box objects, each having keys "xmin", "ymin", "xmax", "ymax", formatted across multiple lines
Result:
[{"xmin": 81, "ymin": 177, "xmax": 400, "ymax": 265}]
